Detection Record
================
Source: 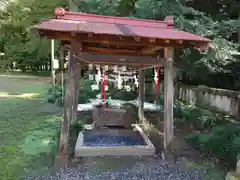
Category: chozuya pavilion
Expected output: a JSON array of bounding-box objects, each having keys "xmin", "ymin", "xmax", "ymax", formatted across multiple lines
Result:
[{"xmin": 35, "ymin": 8, "xmax": 210, "ymax": 161}]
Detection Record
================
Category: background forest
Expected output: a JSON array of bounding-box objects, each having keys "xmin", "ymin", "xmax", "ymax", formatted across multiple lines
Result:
[{"xmin": 0, "ymin": 0, "xmax": 239, "ymax": 90}]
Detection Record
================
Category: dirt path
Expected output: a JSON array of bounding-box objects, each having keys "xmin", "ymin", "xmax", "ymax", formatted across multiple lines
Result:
[{"xmin": 28, "ymin": 156, "xmax": 207, "ymax": 180}]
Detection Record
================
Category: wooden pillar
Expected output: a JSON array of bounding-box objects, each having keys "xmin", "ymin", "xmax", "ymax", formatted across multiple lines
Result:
[
  {"xmin": 163, "ymin": 47, "xmax": 174, "ymax": 149},
  {"xmin": 138, "ymin": 70, "xmax": 145, "ymax": 122},
  {"xmin": 59, "ymin": 46, "xmax": 64, "ymax": 103},
  {"xmin": 59, "ymin": 39, "xmax": 81, "ymax": 160},
  {"xmin": 72, "ymin": 53, "xmax": 82, "ymax": 121},
  {"xmin": 51, "ymin": 39, "xmax": 56, "ymax": 87}
]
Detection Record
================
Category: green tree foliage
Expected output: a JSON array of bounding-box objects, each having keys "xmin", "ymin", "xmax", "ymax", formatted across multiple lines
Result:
[
  {"xmin": 0, "ymin": 0, "xmax": 68, "ymax": 71},
  {"xmin": 76, "ymin": 0, "xmax": 240, "ymax": 90},
  {"xmin": 0, "ymin": 0, "xmax": 239, "ymax": 89}
]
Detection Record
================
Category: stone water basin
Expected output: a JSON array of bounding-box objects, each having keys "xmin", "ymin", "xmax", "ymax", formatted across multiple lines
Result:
[{"xmin": 75, "ymin": 124, "xmax": 155, "ymax": 157}]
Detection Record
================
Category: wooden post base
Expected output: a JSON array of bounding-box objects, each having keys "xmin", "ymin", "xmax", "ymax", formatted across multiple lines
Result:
[
  {"xmin": 54, "ymin": 155, "xmax": 69, "ymax": 168},
  {"xmin": 161, "ymin": 150, "xmax": 174, "ymax": 161}
]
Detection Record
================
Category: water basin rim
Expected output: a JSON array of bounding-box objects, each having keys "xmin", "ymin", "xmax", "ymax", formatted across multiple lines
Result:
[{"xmin": 81, "ymin": 124, "xmax": 155, "ymax": 148}]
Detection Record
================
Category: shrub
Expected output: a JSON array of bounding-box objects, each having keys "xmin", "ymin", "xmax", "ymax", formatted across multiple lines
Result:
[
  {"xmin": 47, "ymin": 87, "xmax": 53, "ymax": 95},
  {"xmin": 174, "ymin": 102, "xmax": 221, "ymax": 131},
  {"xmin": 47, "ymin": 86, "xmax": 62, "ymax": 95},
  {"xmin": 78, "ymin": 93, "xmax": 91, "ymax": 104},
  {"xmin": 47, "ymin": 86, "xmax": 63, "ymax": 105},
  {"xmin": 68, "ymin": 120, "xmax": 85, "ymax": 157},
  {"xmin": 195, "ymin": 115, "xmax": 217, "ymax": 130},
  {"xmin": 79, "ymin": 79, "xmax": 100, "ymax": 99},
  {"xmin": 70, "ymin": 120, "xmax": 84, "ymax": 137},
  {"xmin": 55, "ymin": 97, "xmax": 63, "ymax": 106},
  {"xmin": 159, "ymin": 94, "xmax": 164, "ymax": 104},
  {"xmin": 78, "ymin": 79, "xmax": 100, "ymax": 102},
  {"xmin": 111, "ymin": 89, "xmax": 137, "ymax": 101},
  {"xmin": 186, "ymin": 124, "xmax": 240, "ymax": 168},
  {"xmin": 145, "ymin": 93, "xmax": 165, "ymax": 104},
  {"xmin": 145, "ymin": 93, "xmax": 155, "ymax": 103},
  {"xmin": 47, "ymin": 79, "xmax": 99, "ymax": 106},
  {"xmin": 47, "ymin": 96, "xmax": 55, "ymax": 103}
]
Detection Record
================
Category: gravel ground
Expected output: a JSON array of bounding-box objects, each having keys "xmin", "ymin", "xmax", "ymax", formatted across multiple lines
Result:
[{"xmin": 26, "ymin": 156, "xmax": 206, "ymax": 180}]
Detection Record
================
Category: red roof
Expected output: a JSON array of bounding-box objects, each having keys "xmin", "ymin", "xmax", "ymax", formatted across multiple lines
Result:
[{"xmin": 36, "ymin": 8, "xmax": 210, "ymax": 43}]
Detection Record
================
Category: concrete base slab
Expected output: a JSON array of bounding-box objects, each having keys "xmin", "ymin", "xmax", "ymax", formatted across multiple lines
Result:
[{"xmin": 75, "ymin": 124, "xmax": 155, "ymax": 157}]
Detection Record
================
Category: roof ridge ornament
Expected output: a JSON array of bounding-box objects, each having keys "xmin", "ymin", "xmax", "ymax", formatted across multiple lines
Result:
[
  {"xmin": 55, "ymin": 8, "xmax": 66, "ymax": 17},
  {"xmin": 164, "ymin": 16, "xmax": 174, "ymax": 28}
]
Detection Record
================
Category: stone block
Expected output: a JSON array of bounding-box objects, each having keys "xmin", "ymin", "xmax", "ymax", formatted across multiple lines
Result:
[{"xmin": 92, "ymin": 106, "xmax": 132, "ymax": 129}]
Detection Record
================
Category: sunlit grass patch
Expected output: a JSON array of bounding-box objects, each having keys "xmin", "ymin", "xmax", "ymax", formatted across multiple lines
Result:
[{"xmin": 0, "ymin": 92, "xmax": 40, "ymax": 98}]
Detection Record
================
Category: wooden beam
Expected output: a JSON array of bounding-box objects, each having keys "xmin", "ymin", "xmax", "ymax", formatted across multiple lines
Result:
[
  {"xmin": 141, "ymin": 46, "xmax": 162, "ymax": 54},
  {"xmin": 76, "ymin": 52, "xmax": 165, "ymax": 66},
  {"xmin": 163, "ymin": 47, "xmax": 174, "ymax": 150},
  {"xmin": 80, "ymin": 63, "xmax": 156, "ymax": 70},
  {"xmin": 83, "ymin": 46, "xmax": 141, "ymax": 55},
  {"xmin": 40, "ymin": 30, "xmax": 206, "ymax": 48},
  {"xmin": 138, "ymin": 70, "xmax": 145, "ymax": 122},
  {"xmin": 62, "ymin": 44, "xmax": 165, "ymax": 65},
  {"xmin": 133, "ymin": 36, "xmax": 141, "ymax": 41}
]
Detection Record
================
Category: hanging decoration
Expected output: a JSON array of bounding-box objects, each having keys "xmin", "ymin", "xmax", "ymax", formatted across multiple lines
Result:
[
  {"xmin": 88, "ymin": 64, "xmax": 93, "ymax": 80},
  {"xmin": 117, "ymin": 71, "xmax": 123, "ymax": 89},
  {"xmin": 121, "ymin": 66, "xmax": 126, "ymax": 72},
  {"xmin": 154, "ymin": 66, "xmax": 160, "ymax": 105},
  {"xmin": 134, "ymin": 71, "xmax": 139, "ymax": 88},
  {"xmin": 124, "ymin": 85, "xmax": 131, "ymax": 92},
  {"xmin": 95, "ymin": 65, "xmax": 101, "ymax": 85},
  {"xmin": 113, "ymin": 66, "xmax": 118, "ymax": 73}
]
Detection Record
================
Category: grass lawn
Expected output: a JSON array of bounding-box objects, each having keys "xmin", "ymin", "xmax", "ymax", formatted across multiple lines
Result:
[
  {"xmin": 0, "ymin": 70, "xmax": 51, "ymax": 77},
  {"xmin": 0, "ymin": 75, "xmax": 62, "ymax": 180}
]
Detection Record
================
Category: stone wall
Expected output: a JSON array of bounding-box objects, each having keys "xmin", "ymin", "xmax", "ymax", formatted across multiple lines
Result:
[{"xmin": 156, "ymin": 83, "xmax": 240, "ymax": 117}]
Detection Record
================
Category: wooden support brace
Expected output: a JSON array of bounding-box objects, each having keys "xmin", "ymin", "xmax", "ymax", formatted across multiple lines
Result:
[{"xmin": 163, "ymin": 47, "xmax": 174, "ymax": 150}]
